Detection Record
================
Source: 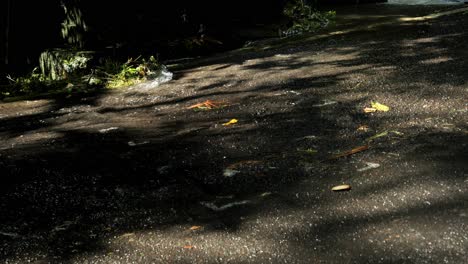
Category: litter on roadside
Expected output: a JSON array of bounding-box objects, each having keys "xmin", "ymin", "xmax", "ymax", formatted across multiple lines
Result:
[
  {"xmin": 331, "ymin": 184, "xmax": 352, "ymax": 191},
  {"xmin": 357, "ymin": 162, "xmax": 381, "ymax": 172}
]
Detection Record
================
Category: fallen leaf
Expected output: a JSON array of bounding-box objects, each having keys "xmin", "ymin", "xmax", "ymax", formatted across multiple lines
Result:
[
  {"xmin": 357, "ymin": 125, "xmax": 370, "ymax": 132},
  {"xmin": 298, "ymin": 148, "xmax": 318, "ymax": 155},
  {"xmin": 120, "ymin": 233, "xmax": 135, "ymax": 238},
  {"xmin": 366, "ymin": 131, "xmax": 388, "ymax": 141},
  {"xmin": 222, "ymin": 119, "xmax": 238, "ymax": 126},
  {"xmin": 364, "ymin": 107, "xmax": 377, "ymax": 113},
  {"xmin": 183, "ymin": 245, "xmax": 195, "ymax": 249},
  {"xmin": 331, "ymin": 184, "xmax": 351, "ymax": 191},
  {"xmin": 330, "ymin": 145, "xmax": 369, "ymax": 159},
  {"xmin": 189, "ymin": 226, "xmax": 202, "ymax": 231},
  {"xmin": 390, "ymin": 130, "xmax": 404, "ymax": 136},
  {"xmin": 357, "ymin": 162, "xmax": 380, "ymax": 172},
  {"xmin": 371, "ymin": 101, "xmax": 390, "ymax": 112},
  {"xmin": 187, "ymin": 100, "xmax": 225, "ymax": 110}
]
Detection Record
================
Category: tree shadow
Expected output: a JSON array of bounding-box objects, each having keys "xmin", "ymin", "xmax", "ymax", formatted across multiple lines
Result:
[{"xmin": 0, "ymin": 9, "xmax": 467, "ymax": 262}]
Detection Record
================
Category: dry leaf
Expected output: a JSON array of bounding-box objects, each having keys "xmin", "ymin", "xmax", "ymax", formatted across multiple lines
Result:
[
  {"xmin": 187, "ymin": 100, "xmax": 224, "ymax": 110},
  {"xmin": 331, "ymin": 184, "xmax": 351, "ymax": 191},
  {"xmin": 371, "ymin": 101, "xmax": 390, "ymax": 112},
  {"xmin": 189, "ymin": 226, "xmax": 202, "ymax": 231},
  {"xmin": 222, "ymin": 119, "xmax": 238, "ymax": 126},
  {"xmin": 183, "ymin": 245, "xmax": 195, "ymax": 249},
  {"xmin": 364, "ymin": 107, "xmax": 377, "ymax": 113},
  {"xmin": 330, "ymin": 145, "xmax": 369, "ymax": 159}
]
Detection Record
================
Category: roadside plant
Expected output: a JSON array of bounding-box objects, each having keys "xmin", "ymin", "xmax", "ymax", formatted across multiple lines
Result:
[
  {"xmin": 101, "ymin": 55, "xmax": 162, "ymax": 88},
  {"xmin": 281, "ymin": 0, "xmax": 335, "ymax": 37}
]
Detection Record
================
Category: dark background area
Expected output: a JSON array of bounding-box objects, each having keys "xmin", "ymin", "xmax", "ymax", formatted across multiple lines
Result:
[{"xmin": 0, "ymin": 0, "xmax": 387, "ymax": 76}]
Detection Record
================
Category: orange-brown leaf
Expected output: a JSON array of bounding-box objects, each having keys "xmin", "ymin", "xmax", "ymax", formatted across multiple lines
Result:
[
  {"xmin": 183, "ymin": 245, "xmax": 195, "ymax": 249},
  {"xmin": 187, "ymin": 100, "xmax": 225, "ymax": 110},
  {"xmin": 189, "ymin": 226, "xmax": 202, "ymax": 231}
]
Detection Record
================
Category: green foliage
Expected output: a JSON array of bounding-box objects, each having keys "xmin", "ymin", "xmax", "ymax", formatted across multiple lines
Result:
[
  {"xmin": 281, "ymin": 0, "xmax": 335, "ymax": 37},
  {"xmin": 99, "ymin": 56, "xmax": 161, "ymax": 89},
  {"xmin": 39, "ymin": 49, "xmax": 93, "ymax": 81},
  {"xmin": 1, "ymin": 68, "xmax": 67, "ymax": 98},
  {"xmin": 61, "ymin": 0, "xmax": 88, "ymax": 48},
  {"xmin": 1, "ymin": 53, "xmax": 162, "ymax": 100}
]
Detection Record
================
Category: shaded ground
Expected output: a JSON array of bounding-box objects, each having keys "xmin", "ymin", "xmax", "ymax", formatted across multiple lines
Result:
[{"xmin": 1, "ymin": 4, "xmax": 467, "ymax": 264}]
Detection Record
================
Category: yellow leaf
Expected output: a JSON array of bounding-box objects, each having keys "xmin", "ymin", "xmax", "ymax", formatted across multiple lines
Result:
[
  {"xmin": 371, "ymin": 101, "xmax": 390, "ymax": 112},
  {"xmin": 331, "ymin": 184, "xmax": 352, "ymax": 191},
  {"xmin": 222, "ymin": 119, "xmax": 238, "ymax": 126},
  {"xmin": 364, "ymin": 107, "xmax": 377, "ymax": 113}
]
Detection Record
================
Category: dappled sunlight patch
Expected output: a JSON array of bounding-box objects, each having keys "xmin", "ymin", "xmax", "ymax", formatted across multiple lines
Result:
[
  {"xmin": 420, "ymin": 56, "xmax": 453, "ymax": 65},
  {"xmin": 88, "ymin": 226, "xmax": 284, "ymax": 263},
  {"xmin": 331, "ymin": 180, "xmax": 464, "ymax": 215},
  {"xmin": 354, "ymin": 214, "xmax": 468, "ymax": 262},
  {"xmin": 1, "ymin": 131, "xmax": 64, "ymax": 149},
  {"xmin": 0, "ymin": 99, "xmax": 55, "ymax": 119}
]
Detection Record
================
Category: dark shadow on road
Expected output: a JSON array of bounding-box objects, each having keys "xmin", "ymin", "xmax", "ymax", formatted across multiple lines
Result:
[{"xmin": 0, "ymin": 9, "xmax": 467, "ymax": 262}]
